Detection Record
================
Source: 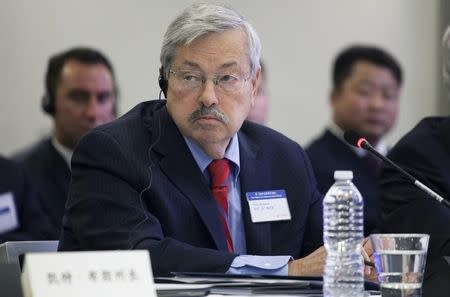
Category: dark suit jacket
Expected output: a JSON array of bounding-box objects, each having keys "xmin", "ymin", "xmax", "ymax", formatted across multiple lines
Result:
[
  {"xmin": 306, "ymin": 129, "xmax": 381, "ymax": 235},
  {"xmin": 59, "ymin": 100, "xmax": 324, "ymax": 276},
  {"xmin": 0, "ymin": 156, "xmax": 52, "ymax": 243},
  {"xmin": 14, "ymin": 138, "xmax": 71, "ymax": 239},
  {"xmin": 380, "ymin": 117, "xmax": 450, "ymax": 296}
]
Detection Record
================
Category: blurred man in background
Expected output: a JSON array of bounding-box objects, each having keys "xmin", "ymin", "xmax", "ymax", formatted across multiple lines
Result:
[
  {"xmin": 306, "ymin": 45, "xmax": 402, "ymax": 235},
  {"xmin": 14, "ymin": 47, "xmax": 118, "ymax": 239}
]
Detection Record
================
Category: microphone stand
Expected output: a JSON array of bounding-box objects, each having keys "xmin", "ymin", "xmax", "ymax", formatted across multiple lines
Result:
[{"xmin": 360, "ymin": 140, "xmax": 450, "ymax": 209}]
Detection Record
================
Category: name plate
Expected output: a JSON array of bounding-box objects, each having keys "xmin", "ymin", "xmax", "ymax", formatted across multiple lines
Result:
[{"xmin": 21, "ymin": 250, "xmax": 156, "ymax": 297}]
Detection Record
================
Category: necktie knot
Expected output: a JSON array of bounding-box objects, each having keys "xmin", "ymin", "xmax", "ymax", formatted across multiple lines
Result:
[{"xmin": 208, "ymin": 159, "xmax": 231, "ymax": 188}]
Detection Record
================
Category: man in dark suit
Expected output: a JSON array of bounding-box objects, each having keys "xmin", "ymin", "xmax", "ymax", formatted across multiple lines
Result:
[
  {"xmin": 59, "ymin": 3, "xmax": 330, "ymax": 277},
  {"xmin": 379, "ymin": 26, "xmax": 450, "ymax": 296},
  {"xmin": 14, "ymin": 47, "xmax": 118, "ymax": 239},
  {"xmin": 0, "ymin": 156, "xmax": 52, "ymax": 243},
  {"xmin": 306, "ymin": 45, "xmax": 403, "ymax": 235}
]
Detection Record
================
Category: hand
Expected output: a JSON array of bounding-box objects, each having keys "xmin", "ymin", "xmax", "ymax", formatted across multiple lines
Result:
[
  {"xmin": 288, "ymin": 245, "xmax": 325, "ymax": 276},
  {"xmin": 362, "ymin": 237, "xmax": 378, "ymax": 282},
  {"xmin": 288, "ymin": 240, "xmax": 378, "ymax": 279}
]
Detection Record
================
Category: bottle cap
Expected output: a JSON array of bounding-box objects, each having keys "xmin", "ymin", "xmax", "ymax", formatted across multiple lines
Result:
[{"xmin": 334, "ymin": 170, "xmax": 353, "ymax": 180}]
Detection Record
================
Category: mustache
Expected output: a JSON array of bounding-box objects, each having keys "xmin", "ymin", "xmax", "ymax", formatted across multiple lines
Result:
[{"xmin": 188, "ymin": 105, "xmax": 228, "ymax": 124}]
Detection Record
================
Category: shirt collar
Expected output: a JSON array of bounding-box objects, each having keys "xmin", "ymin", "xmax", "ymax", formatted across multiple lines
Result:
[
  {"xmin": 184, "ymin": 134, "xmax": 241, "ymax": 181},
  {"xmin": 328, "ymin": 122, "xmax": 388, "ymax": 157},
  {"xmin": 51, "ymin": 136, "xmax": 73, "ymax": 168}
]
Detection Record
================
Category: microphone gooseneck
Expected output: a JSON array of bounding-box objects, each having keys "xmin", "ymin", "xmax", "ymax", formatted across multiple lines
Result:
[{"xmin": 343, "ymin": 130, "xmax": 450, "ymax": 209}]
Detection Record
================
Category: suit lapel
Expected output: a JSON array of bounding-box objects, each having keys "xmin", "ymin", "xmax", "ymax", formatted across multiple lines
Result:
[
  {"xmin": 149, "ymin": 106, "xmax": 228, "ymax": 251},
  {"xmin": 238, "ymin": 130, "xmax": 272, "ymax": 255}
]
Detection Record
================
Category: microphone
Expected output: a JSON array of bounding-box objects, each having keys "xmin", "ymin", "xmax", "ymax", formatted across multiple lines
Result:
[{"xmin": 343, "ymin": 130, "xmax": 450, "ymax": 209}]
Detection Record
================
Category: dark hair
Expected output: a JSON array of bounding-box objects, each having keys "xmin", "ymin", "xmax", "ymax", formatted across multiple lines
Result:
[
  {"xmin": 332, "ymin": 45, "xmax": 402, "ymax": 91},
  {"xmin": 42, "ymin": 47, "xmax": 118, "ymax": 115}
]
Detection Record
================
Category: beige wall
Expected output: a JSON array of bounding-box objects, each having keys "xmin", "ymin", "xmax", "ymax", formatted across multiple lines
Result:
[{"xmin": 0, "ymin": 0, "xmax": 441, "ymax": 155}]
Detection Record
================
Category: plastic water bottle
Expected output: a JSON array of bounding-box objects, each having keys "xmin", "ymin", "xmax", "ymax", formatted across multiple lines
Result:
[{"xmin": 323, "ymin": 170, "xmax": 364, "ymax": 297}]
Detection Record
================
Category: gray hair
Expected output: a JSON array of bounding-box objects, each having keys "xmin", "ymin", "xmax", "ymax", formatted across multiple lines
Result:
[
  {"xmin": 160, "ymin": 2, "xmax": 261, "ymax": 79},
  {"xmin": 443, "ymin": 25, "xmax": 450, "ymax": 90}
]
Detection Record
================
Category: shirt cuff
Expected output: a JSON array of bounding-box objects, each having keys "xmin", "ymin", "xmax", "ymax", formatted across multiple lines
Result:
[{"xmin": 226, "ymin": 255, "xmax": 292, "ymax": 276}]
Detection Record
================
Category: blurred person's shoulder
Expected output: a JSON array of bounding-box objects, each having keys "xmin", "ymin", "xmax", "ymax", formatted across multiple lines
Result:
[
  {"xmin": 394, "ymin": 116, "xmax": 449, "ymax": 150},
  {"xmin": 0, "ymin": 155, "xmax": 28, "ymax": 189},
  {"xmin": 12, "ymin": 137, "xmax": 54, "ymax": 168},
  {"xmin": 0, "ymin": 155, "xmax": 20, "ymax": 173},
  {"xmin": 305, "ymin": 129, "xmax": 338, "ymax": 157},
  {"xmin": 387, "ymin": 116, "xmax": 450, "ymax": 166}
]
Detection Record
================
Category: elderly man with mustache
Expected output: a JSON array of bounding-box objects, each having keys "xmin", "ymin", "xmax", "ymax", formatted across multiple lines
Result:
[{"xmin": 59, "ymin": 2, "xmax": 375, "ymax": 279}]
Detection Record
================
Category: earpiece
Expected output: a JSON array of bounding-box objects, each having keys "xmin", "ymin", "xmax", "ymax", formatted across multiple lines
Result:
[
  {"xmin": 42, "ymin": 55, "xmax": 56, "ymax": 115},
  {"xmin": 41, "ymin": 92, "xmax": 54, "ymax": 115},
  {"xmin": 158, "ymin": 67, "xmax": 168, "ymax": 99}
]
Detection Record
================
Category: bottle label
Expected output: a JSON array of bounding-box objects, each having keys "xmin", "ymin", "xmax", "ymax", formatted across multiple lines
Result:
[{"xmin": 246, "ymin": 190, "xmax": 291, "ymax": 223}]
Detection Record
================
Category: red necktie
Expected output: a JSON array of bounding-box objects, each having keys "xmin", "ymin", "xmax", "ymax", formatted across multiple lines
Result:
[{"xmin": 208, "ymin": 159, "xmax": 234, "ymax": 252}]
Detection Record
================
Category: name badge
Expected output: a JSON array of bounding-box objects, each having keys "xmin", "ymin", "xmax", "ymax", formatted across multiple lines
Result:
[
  {"xmin": 0, "ymin": 192, "xmax": 19, "ymax": 234},
  {"xmin": 246, "ymin": 190, "xmax": 291, "ymax": 223}
]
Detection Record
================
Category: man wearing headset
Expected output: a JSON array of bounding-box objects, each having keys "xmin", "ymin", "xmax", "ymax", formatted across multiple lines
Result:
[
  {"xmin": 14, "ymin": 47, "xmax": 117, "ymax": 239},
  {"xmin": 59, "ymin": 3, "xmax": 376, "ymax": 279}
]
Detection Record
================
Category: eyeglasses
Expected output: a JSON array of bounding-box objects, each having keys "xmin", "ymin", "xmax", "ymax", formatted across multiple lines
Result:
[{"xmin": 169, "ymin": 69, "xmax": 251, "ymax": 93}]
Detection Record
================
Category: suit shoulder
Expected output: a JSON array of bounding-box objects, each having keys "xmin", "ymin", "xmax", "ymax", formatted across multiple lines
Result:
[
  {"xmin": 305, "ymin": 130, "xmax": 343, "ymax": 160},
  {"xmin": 387, "ymin": 117, "xmax": 450, "ymax": 171},
  {"xmin": 240, "ymin": 121, "xmax": 300, "ymax": 149},
  {"xmin": 0, "ymin": 155, "xmax": 20, "ymax": 173},
  {"xmin": 391, "ymin": 117, "xmax": 446, "ymax": 154},
  {"xmin": 13, "ymin": 138, "xmax": 55, "ymax": 168},
  {"xmin": 305, "ymin": 132, "xmax": 330, "ymax": 154},
  {"xmin": 90, "ymin": 100, "xmax": 165, "ymax": 141},
  {"xmin": 0, "ymin": 155, "xmax": 27, "ymax": 189}
]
